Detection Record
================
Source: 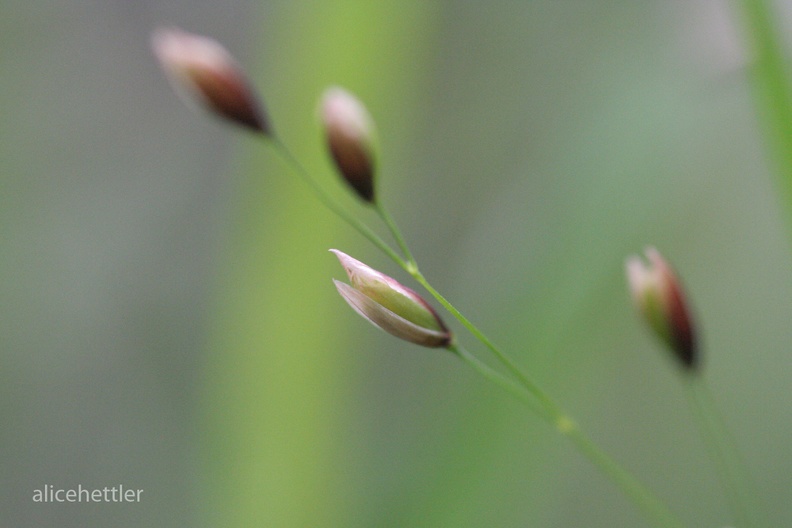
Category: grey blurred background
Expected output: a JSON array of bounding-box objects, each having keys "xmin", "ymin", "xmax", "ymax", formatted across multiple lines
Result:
[{"xmin": 1, "ymin": 1, "xmax": 791, "ymax": 527}]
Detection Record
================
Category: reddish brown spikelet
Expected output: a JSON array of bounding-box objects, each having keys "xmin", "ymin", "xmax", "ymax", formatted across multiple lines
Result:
[
  {"xmin": 626, "ymin": 247, "xmax": 699, "ymax": 371},
  {"xmin": 320, "ymin": 87, "xmax": 376, "ymax": 202},
  {"xmin": 151, "ymin": 27, "xmax": 271, "ymax": 134}
]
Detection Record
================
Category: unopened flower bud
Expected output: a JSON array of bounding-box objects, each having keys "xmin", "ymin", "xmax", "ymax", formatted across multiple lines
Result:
[
  {"xmin": 626, "ymin": 247, "xmax": 699, "ymax": 370},
  {"xmin": 320, "ymin": 88, "xmax": 376, "ymax": 202},
  {"xmin": 331, "ymin": 249, "xmax": 451, "ymax": 348},
  {"xmin": 151, "ymin": 27, "xmax": 271, "ymax": 134}
]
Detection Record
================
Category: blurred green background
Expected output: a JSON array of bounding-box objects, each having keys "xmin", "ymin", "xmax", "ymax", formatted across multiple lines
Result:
[{"xmin": 2, "ymin": 1, "xmax": 791, "ymax": 526}]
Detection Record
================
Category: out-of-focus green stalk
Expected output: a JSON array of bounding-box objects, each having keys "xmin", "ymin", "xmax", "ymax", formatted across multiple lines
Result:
[
  {"xmin": 738, "ymin": 0, "xmax": 792, "ymax": 235},
  {"xmin": 202, "ymin": 4, "xmax": 435, "ymax": 528}
]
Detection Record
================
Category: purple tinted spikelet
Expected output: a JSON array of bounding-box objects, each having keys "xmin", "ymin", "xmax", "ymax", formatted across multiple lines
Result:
[
  {"xmin": 151, "ymin": 27, "xmax": 271, "ymax": 134},
  {"xmin": 331, "ymin": 249, "xmax": 451, "ymax": 348}
]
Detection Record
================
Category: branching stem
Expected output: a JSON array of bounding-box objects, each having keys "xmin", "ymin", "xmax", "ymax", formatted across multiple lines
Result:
[
  {"xmin": 269, "ymin": 138, "xmax": 688, "ymax": 528},
  {"xmin": 450, "ymin": 343, "xmax": 687, "ymax": 528}
]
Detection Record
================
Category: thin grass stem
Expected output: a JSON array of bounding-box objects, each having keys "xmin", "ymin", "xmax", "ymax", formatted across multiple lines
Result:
[
  {"xmin": 683, "ymin": 376, "xmax": 762, "ymax": 528},
  {"xmin": 450, "ymin": 343, "xmax": 688, "ymax": 528},
  {"xmin": 270, "ymin": 139, "xmax": 406, "ymax": 267},
  {"xmin": 410, "ymin": 270, "xmax": 562, "ymax": 415},
  {"xmin": 373, "ymin": 201, "xmax": 417, "ymax": 272}
]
